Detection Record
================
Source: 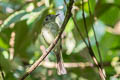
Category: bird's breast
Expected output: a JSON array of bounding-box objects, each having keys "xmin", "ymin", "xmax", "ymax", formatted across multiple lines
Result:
[{"xmin": 42, "ymin": 22, "xmax": 59, "ymax": 44}]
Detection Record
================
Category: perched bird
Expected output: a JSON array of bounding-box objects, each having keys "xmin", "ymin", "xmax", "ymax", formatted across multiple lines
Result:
[{"xmin": 41, "ymin": 14, "xmax": 67, "ymax": 75}]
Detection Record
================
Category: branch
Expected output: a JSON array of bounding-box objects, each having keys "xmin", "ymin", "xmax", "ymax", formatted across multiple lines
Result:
[
  {"xmin": 87, "ymin": 0, "xmax": 105, "ymax": 77},
  {"xmin": 81, "ymin": 0, "xmax": 105, "ymax": 80},
  {"xmin": 72, "ymin": 13, "xmax": 105, "ymax": 80},
  {"xmin": 0, "ymin": 66, "xmax": 5, "ymax": 80},
  {"xmin": 64, "ymin": 0, "xmax": 67, "ymax": 5},
  {"xmin": 41, "ymin": 61, "xmax": 110, "ymax": 68},
  {"xmin": 9, "ymin": 32, "xmax": 15, "ymax": 60},
  {"xmin": 19, "ymin": 0, "xmax": 74, "ymax": 80},
  {"xmin": 72, "ymin": 17, "xmax": 88, "ymax": 47}
]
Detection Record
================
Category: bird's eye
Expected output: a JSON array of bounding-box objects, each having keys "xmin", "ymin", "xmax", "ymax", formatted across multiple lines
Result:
[{"xmin": 45, "ymin": 18, "xmax": 48, "ymax": 21}]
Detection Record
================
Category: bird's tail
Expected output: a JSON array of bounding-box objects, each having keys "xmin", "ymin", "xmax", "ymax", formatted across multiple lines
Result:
[{"xmin": 55, "ymin": 51, "xmax": 67, "ymax": 75}]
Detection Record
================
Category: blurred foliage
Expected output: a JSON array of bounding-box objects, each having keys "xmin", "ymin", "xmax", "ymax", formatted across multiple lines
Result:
[{"xmin": 0, "ymin": 0, "xmax": 120, "ymax": 80}]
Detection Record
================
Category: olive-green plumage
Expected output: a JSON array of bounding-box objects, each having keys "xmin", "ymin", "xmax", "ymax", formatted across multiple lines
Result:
[{"xmin": 42, "ymin": 14, "xmax": 67, "ymax": 75}]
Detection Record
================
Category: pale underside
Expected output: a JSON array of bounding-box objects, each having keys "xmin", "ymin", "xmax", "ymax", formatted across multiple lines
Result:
[
  {"xmin": 42, "ymin": 21, "xmax": 67, "ymax": 75},
  {"xmin": 42, "ymin": 22, "xmax": 59, "ymax": 44}
]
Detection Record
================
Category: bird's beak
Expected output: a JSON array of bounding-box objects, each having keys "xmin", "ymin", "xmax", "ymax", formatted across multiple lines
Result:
[{"xmin": 56, "ymin": 14, "xmax": 60, "ymax": 17}]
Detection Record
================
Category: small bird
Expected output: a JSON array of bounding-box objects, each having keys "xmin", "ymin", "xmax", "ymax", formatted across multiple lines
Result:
[{"xmin": 41, "ymin": 14, "xmax": 67, "ymax": 75}]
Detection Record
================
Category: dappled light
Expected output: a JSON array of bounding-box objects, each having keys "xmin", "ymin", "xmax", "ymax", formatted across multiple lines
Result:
[{"xmin": 0, "ymin": 0, "xmax": 120, "ymax": 80}]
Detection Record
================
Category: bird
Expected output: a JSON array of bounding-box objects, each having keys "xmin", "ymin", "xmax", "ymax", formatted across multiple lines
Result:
[{"xmin": 41, "ymin": 14, "xmax": 67, "ymax": 75}]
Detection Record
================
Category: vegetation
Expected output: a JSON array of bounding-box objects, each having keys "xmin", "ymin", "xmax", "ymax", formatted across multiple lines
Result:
[{"xmin": 0, "ymin": 0, "xmax": 120, "ymax": 80}]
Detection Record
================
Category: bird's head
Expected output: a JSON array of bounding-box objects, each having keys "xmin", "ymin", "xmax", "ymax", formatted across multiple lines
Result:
[{"xmin": 43, "ymin": 14, "xmax": 59, "ymax": 25}]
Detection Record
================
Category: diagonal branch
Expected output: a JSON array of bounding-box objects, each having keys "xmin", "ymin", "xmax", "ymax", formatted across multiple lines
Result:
[
  {"xmin": 87, "ymin": 0, "xmax": 105, "ymax": 77},
  {"xmin": 19, "ymin": 0, "xmax": 74, "ymax": 80},
  {"xmin": 81, "ymin": 0, "xmax": 105, "ymax": 80},
  {"xmin": 72, "ymin": 16, "xmax": 88, "ymax": 47},
  {"xmin": 72, "ymin": 15, "xmax": 105, "ymax": 80},
  {"xmin": 64, "ymin": 0, "xmax": 67, "ymax": 5},
  {"xmin": 81, "ymin": 0, "xmax": 91, "ymax": 46}
]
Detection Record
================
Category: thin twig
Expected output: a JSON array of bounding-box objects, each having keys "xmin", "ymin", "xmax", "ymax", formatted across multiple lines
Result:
[
  {"xmin": 41, "ymin": 61, "xmax": 110, "ymax": 68},
  {"xmin": 87, "ymin": 0, "xmax": 105, "ymax": 77},
  {"xmin": 72, "ymin": 13, "xmax": 105, "ymax": 79},
  {"xmin": 9, "ymin": 32, "xmax": 15, "ymax": 60},
  {"xmin": 0, "ymin": 66, "xmax": 5, "ymax": 80},
  {"xmin": 81, "ymin": 0, "xmax": 91, "ymax": 46},
  {"xmin": 72, "ymin": 16, "xmax": 88, "ymax": 47},
  {"xmin": 40, "ymin": 45, "xmax": 47, "ymax": 55},
  {"xmin": 19, "ymin": 0, "xmax": 74, "ymax": 80},
  {"xmin": 64, "ymin": 0, "xmax": 67, "ymax": 5},
  {"xmin": 81, "ymin": 0, "xmax": 105, "ymax": 80},
  {"xmin": 89, "ymin": 47, "xmax": 105, "ymax": 80}
]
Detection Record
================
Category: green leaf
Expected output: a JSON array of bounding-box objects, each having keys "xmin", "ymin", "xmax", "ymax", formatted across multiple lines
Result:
[
  {"xmin": 0, "ymin": 53, "xmax": 11, "ymax": 73},
  {"xmin": 88, "ymin": 0, "xmax": 96, "ymax": 13},
  {"xmin": 0, "ymin": 37, "xmax": 8, "ymax": 49},
  {"xmin": 115, "ymin": 0, "xmax": 120, "ymax": 6},
  {"xmin": 14, "ymin": 20, "xmax": 30, "ymax": 58},
  {"xmin": 65, "ymin": 18, "xmax": 74, "ymax": 33},
  {"xmin": 95, "ymin": 3, "xmax": 120, "ymax": 26},
  {"xmin": 99, "ymin": 6, "xmax": 120, "ymax": 26},
  {"xmin": 99, "ymin": 33, "xmax": 120, "ymax": 61},
  {"xmin": 0, "ymin": 10, "xmax": 28, "ymax": 32},
  {"xmin": 21, "ymin": 7, "xmax": 48, "ymax": 46},
  {"xmin": 14, "ymin": 8, "xmax": 48, "ymax": 59},
  {"xmin": 95, "ymin": 4, "xmax": 113, "ymax": 18}
]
